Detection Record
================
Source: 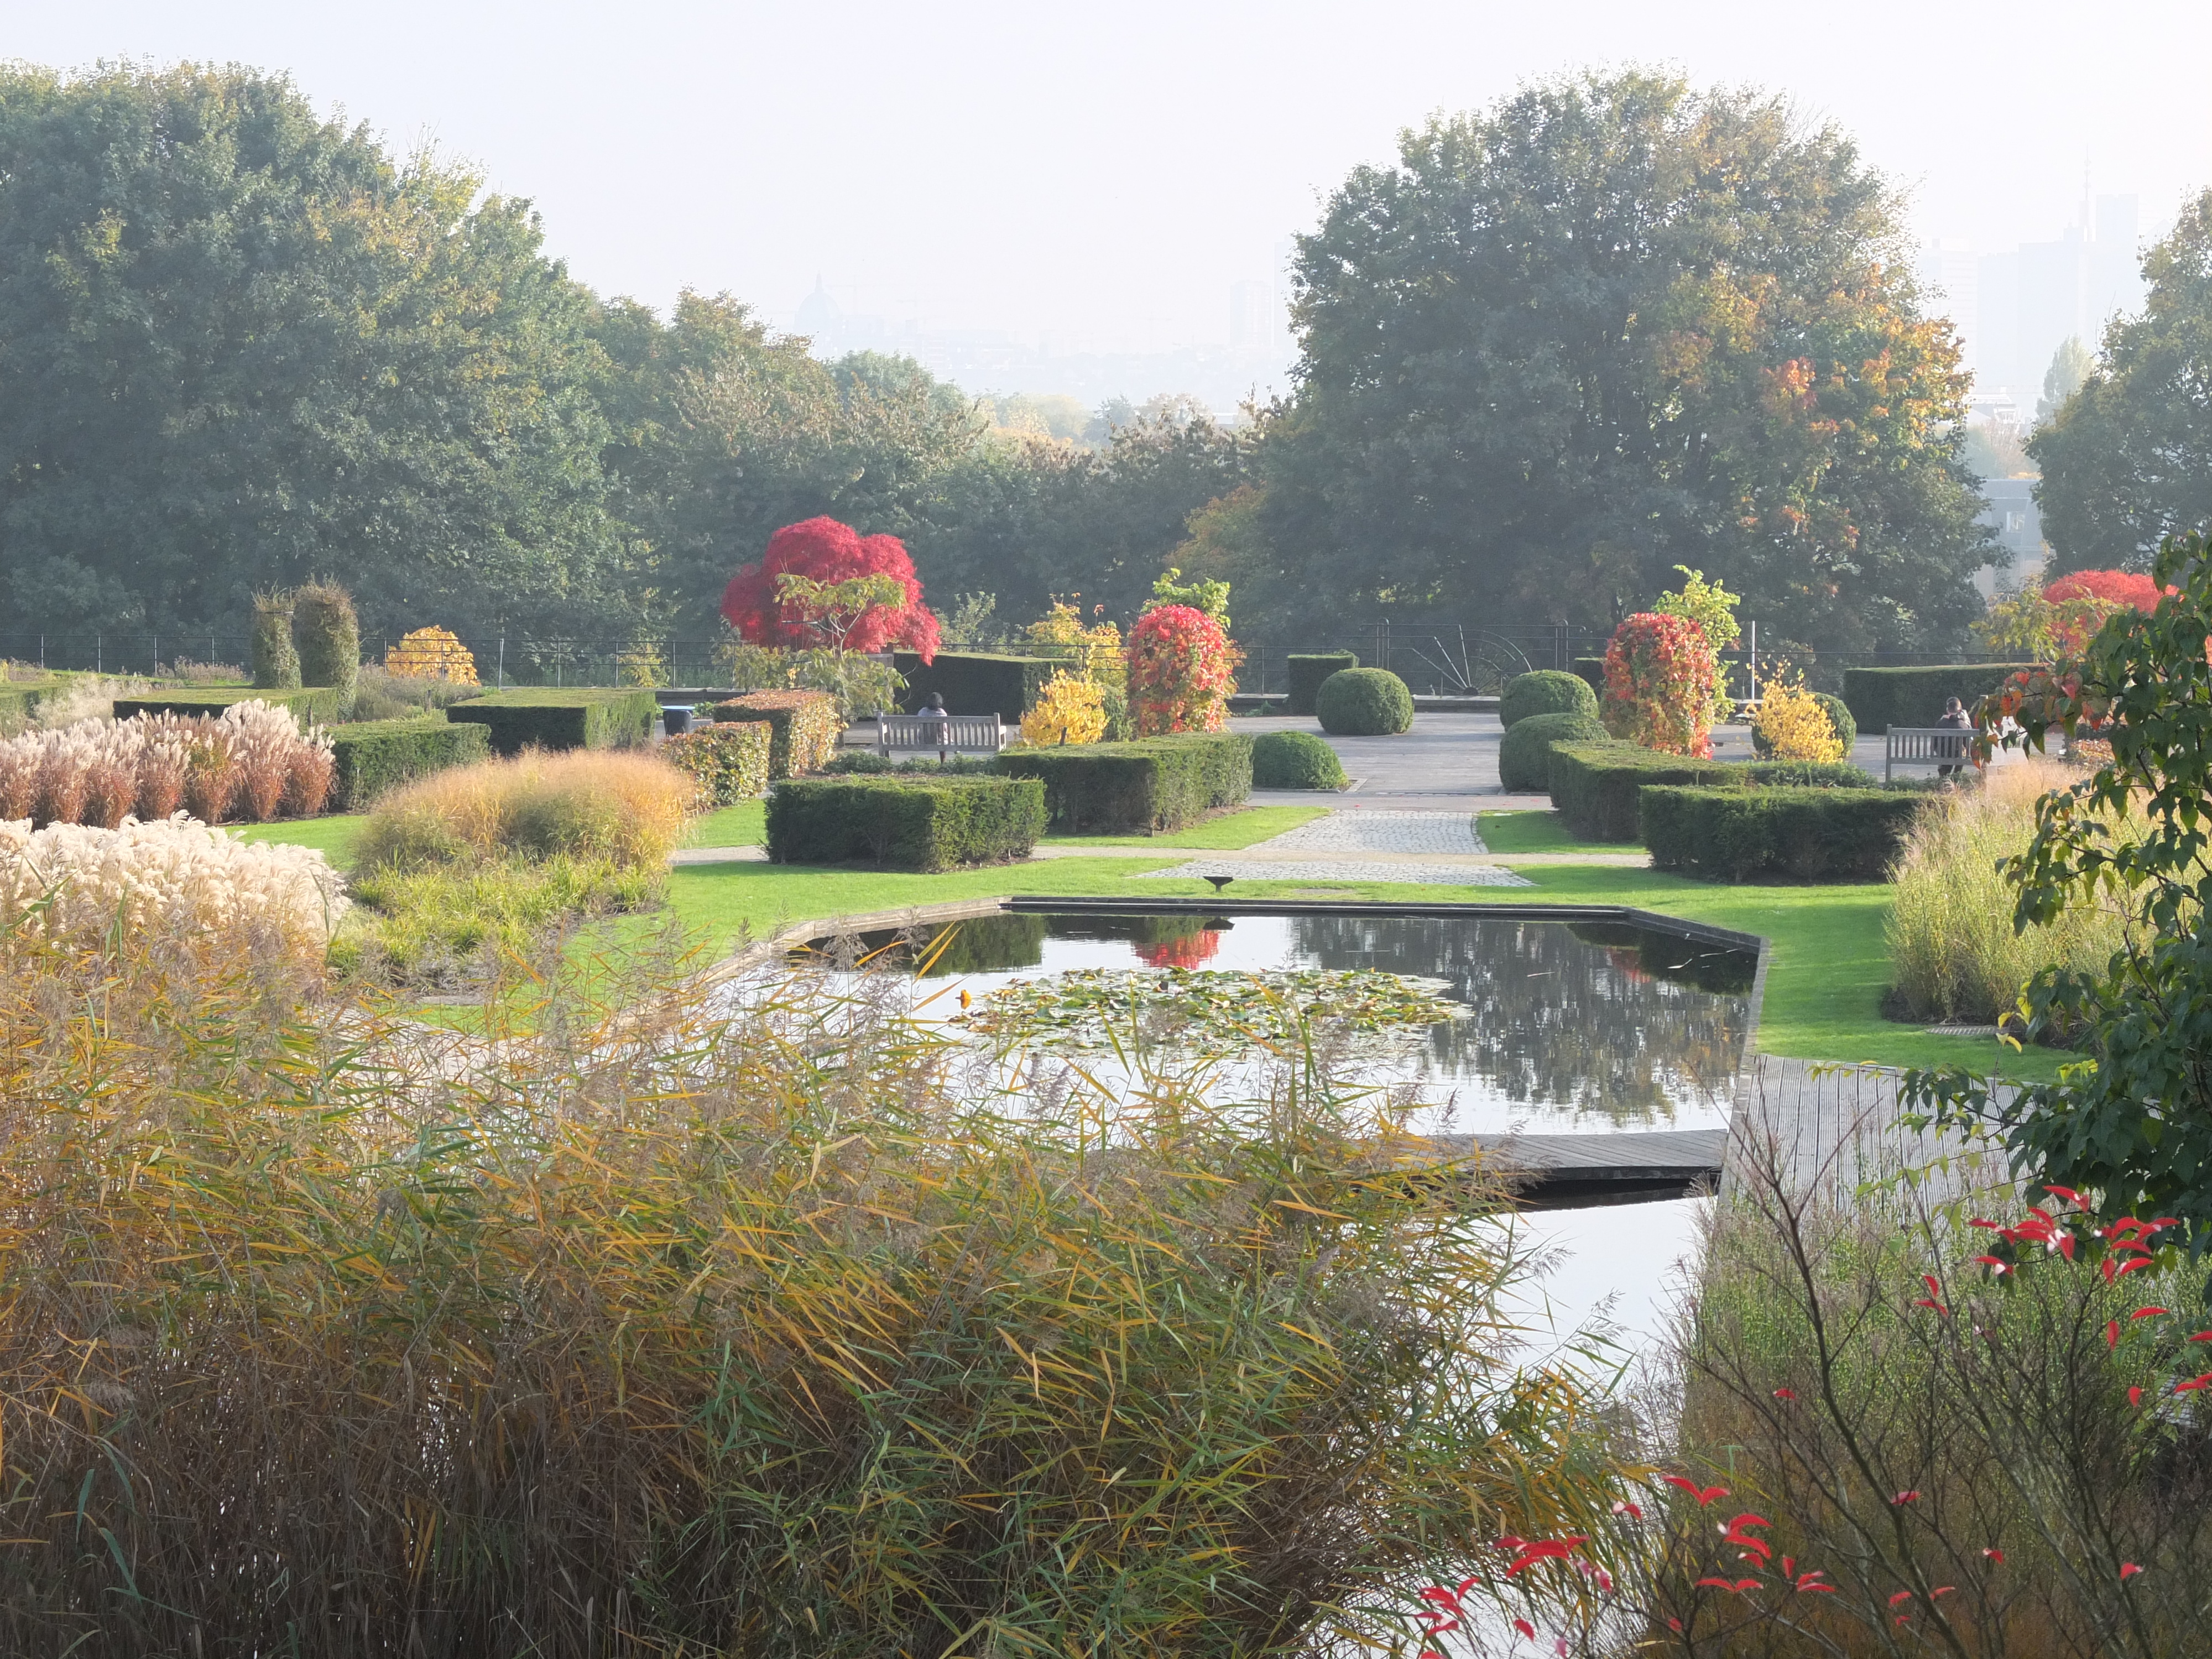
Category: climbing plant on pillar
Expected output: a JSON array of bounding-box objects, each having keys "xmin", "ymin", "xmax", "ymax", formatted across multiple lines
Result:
[{"xmin": 1600, "ymin": 613, "xmax": 1718, "ymax": 758}]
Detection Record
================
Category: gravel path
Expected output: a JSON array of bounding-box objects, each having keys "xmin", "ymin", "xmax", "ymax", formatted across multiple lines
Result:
[
  {"xmin": 1246, "ymin": 809, "xmax": 1485, "ymax": 855},
  {"xmin": 1132, "ymin": 858, "xmax": 1532, "ymax": 888}
]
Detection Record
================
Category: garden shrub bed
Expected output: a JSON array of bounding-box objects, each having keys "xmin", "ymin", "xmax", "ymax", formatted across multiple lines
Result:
[
  {"xmin": 1641, "ymin": 784, "xmax": 1924, "ymax": 881},
  {"xmin": 766, "ymin": 775, "xmax": 1047, "ymax": 870},
  {"xmin": 660, "ymin": 721, "xmax": 771, "ymax": 805},
  {"xmin": 1284, "ymin": 651, "xmax": 1357, "ymax": 716},
  {"xmin": 1316, "ymin": 667, "xmax": 1413, "ymax": 735},
  {"xmin": 327, "ymin": 717, "xmax": 492, "ymax": 812},
  {"xmin": 1498, "ymin": 670, "xmax": 1598, "ymax": 728},
  {"xmin": 1840, "ymin": 663, "xmax": 2036, "ymax": 733},
  {"xmin": 891, "ymin": 650, "xmax": 1052, "ymax": 721},
  {"xmin": 1497, "ymin": 709, "xmax": 1608, "ymax": 791},
  {"xmin": 711, "ymin": 690, "xmax": 841, "ymax": 776},
  {"xmin": 113, "ymin": 686, "xmax": 352, "ymax": 728},
  {"xmin": 994, "ymin": 732, "xmax": 1253, "ymax": 834},
  {"xmin": 443, "ymin": 687, "xmax": 658, "ymax": 755},
  {"xmin": 1546, "ymin": 742, "xmax": 1736, "ymax": 841}
]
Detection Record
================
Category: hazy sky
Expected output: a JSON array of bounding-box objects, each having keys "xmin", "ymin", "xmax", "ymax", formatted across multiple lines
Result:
[{"xmin": 9, "ymin": 0, "xmax": 2211, "ymax": 352}]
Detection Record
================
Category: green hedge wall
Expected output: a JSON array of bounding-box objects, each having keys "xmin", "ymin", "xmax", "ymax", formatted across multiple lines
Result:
[
  {"xmin": 326, "ymin": 717, "xmax": 492, "ymax": 811},
  {"xmin": 1642, "ymin": 785, "xmax": 1925, "ymax": 883},
  {"xmin": 1546, "ymin": 742, "xmax": 1737, "ymax": 842},
  {"xmin": 661, "ymin": 721, "xmax": 773, "ymax": 806},
  {"xmin": 711, "ymin": 690, "xmax": 842, "ymax": 777},
  {"xmin": 0, "ymin": 678, "xmax": 64, "ymax": 732},
  {"xmin": 765, "ymin": 775, "xmax": 1047, "ymax": 870},
  {"xmin": 113, "ymin": 687, "xmax": 352, "ymax": 728},
  {"xmin": 1840, "ymin": 664, "xmax": 2037, "ymax": 734},
  {"xmin": 892, "ymin": 651, "xmax": 1055, "ymax": 721},
  {"xmin": 994, "ymin": 731, "xmax": 1254, "ymax": 833},
  {"xmin": 1250, "ymin": 729, "xmax": 1346, "ymax": 790},
  {"xmin": 444, "ymin": 688, "xmax": 658, "ymax": 755},
  {"xmin": 1285, "ymin": 653, "xmax": 1357, "ymax": 716}
]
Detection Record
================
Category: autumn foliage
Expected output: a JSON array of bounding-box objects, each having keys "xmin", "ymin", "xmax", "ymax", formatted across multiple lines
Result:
[
  {"xmin": 720, "ymin": 517, "xmax": 941, "ymax": 661},
  {"xmin": 1126, "ymin": 604, "xmax": 1241, "ymax": 735},
  {"xmin": 2042, "ymin": 569, "xmax": 2167, "ymax": 612},
  {"xmin": 1600, "ymin": 613, "xmax": 1718, "ymax": 758}
]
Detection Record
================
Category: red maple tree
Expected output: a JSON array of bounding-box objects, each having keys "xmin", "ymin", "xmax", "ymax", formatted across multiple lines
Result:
[
  {"xmin": 719, "ymin": 517, "xmax": 942, "ymax": 661},
  {"xmin": 2043, "ymin": 570, "xmax": 2167, "ymax": 613}
]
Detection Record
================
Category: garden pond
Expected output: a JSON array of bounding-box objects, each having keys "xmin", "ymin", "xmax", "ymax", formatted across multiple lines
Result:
[{"xmin": 792, "ymin": 903, "xmax": 1761, "ymax": 1139}]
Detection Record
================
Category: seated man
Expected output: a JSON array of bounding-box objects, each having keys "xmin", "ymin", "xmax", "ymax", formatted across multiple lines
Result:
[
  {"xmin": 1934, "ymin": 695, "xmax": 1972, "ymax": 778},
  {"xmin": 917, "ymin": 692, "xmax": 951, "ymax": 761}
]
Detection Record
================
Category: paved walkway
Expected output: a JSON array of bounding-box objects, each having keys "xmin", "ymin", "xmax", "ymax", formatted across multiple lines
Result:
[
  {"xmin": 1131, "ymin": 858, "xmax": 1533, "ymax": 888},
  {"xmin": 1251, "ymin": 808, "xmax": 1486, "ymax": 855}
]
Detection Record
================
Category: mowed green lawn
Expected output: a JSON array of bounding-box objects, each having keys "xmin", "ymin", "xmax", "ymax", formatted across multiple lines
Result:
[{"xmin": 240, "ymin": 801, "xmax": 2058, "ymax": 1078}]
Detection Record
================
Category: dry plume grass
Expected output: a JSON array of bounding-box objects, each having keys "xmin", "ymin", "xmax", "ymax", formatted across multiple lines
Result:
[
  {"xmin": 0, "ymin": 927, "xmax": 1624, "ymax": 1657},
  {"xmin": 358, "ymin": 748, "xmax": 695, "ymax": 873},
  {"xmin": 1886, "ymin": 759, "xmax": 2131, "ymax": 1027}
]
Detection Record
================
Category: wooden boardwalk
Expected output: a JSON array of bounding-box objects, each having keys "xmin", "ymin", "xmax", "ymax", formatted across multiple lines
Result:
[{"xmin": 1442, "ymin": 1128, "xmax": 1728, "ymax": 1208}]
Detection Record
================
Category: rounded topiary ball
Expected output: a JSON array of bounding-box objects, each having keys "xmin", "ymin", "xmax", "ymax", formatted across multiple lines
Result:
[
  {"xmin": 1316, "ymin": 667, "xmax": 1414, "ymax": 736},
  {"xmin": 1498, "ymin": 710, "xmax": 1608, "ymax": 792},
  {"xmin": 1498, "ymin": 669, "xmax": 1599, "ymax": 729},
  {"xmin": 1814, "ymin": 692, "xmax": 1857, "ymax": 751},
  {"xmin": 1251, "ymin": 729, "xmax": 1348, "ymax": 790}
]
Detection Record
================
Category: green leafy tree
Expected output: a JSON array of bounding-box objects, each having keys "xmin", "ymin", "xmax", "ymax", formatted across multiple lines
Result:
[
  {"xmin": 2036, "ymin": 336, "xmax": 2095, "ymax": 424},
  {"xmin": 1262, "ymin": 70, "xmax": 1992, "ymax": 656},
  {"xmin": 2030, "ymin": 192, "xmax": 2212, "ymax": 575},
  {"xmin": 0, "ymin": 63, "xmax": 620, "ymax": 640},
  {"xmin": 1907, "ymin": 530, "xmax": 2212, "ymax": 1236}
]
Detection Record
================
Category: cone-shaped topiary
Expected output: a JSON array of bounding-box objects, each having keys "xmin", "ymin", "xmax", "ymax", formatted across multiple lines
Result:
[
  {"xmin": 292, "ymin": 579, "xmax": 360, "ymax": 711},
  {"xmin": 1498, "ymin": 710, "xmax": 1609, "ymax": 791},
  {"xmin": 1251, "ymin": 729, "xmax": 1347, "ymax": 790},
  {"xmin": 250, "ymin": 591, "xmax": 301, "ymax": 690},
  {"xmin": 1499, "ymin": 670, "xmax": 1599, "ymax": 729},
  {"xmin": 1315, "ymin": 667, "xmax": 1413, "ymax": 736}
]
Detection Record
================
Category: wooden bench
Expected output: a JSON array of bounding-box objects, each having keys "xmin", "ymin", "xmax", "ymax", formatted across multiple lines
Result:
[
  {"xmin": 873, "ymin": 712, "xmax": 1007, "ymax": 758},
  {"xmin": 1885, "ymin": 726, "xmax": 1973, "ymax": 782}
]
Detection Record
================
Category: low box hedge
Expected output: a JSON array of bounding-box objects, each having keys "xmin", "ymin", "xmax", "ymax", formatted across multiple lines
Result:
[
  {"xmin": 1546, "ymin": 742, "xmax": 1737, "ymax": 841},
  {"xmin": 1250, "ymin": 729, "xmax": 1346, "ymax": 790},
  {"xmin": 994, "ymin": 731, "xmax": 1253, "ymax": 833},
  {"xmin": 765, "ymin": 775, "xmax": 1047, "ymax": 870},
  {"xmin": 1840, "ymin": 664, "xmax": 2037, "ymax": 734},
  {"xmin": 0, "ymin": 677, "xmax": 65, "ymax": 732},
  {"xmin": 711, "ymin": 690, "xmax": 842, "ymax": 776},
  {"xmin": 661, "ymin": 720, "xmax": 772, "ymax": 805},
  {"xmin": 1285, "ymin": 652, "xmax": 1357, "ymax": 716},
  {"xmin": 442, "ymin": 687, "xmax": 657, "ymax": 755},
  {"xmin": 1642, "ymin": 784, "xmax": 1925, "ymax": 883},
  {"xmin": 113, "ymin": 686, "xmax": 353, "ymax": 728},
  {"xmin": 327, "ymin": 716, "xmax": 491, "ymax": 811},
  {"xmin": 892, "ymin": 650, "xmax": 1054, "ymax": 721}
]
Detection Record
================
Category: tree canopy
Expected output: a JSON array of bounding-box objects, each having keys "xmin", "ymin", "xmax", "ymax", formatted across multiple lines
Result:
[
  {"xmin": 1253, "ymin": 71, "xmax": 1992, "ymax": 659},
  {"xmin": 2030, "ymin": 191, "xmax": 2212, "ymax": 576}
]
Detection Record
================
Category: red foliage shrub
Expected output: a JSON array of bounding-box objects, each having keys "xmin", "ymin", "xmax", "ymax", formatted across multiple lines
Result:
[
  {"xmin": 2043, "ymin": 569, "xmax": 2167, "ymax": 612},
  {"xmin": 1601, "ymin": 613, "xmax": 1719, "ymax": 758},
  {"xmin": 1128, "ymin": 606, "xmax": 1241, "ymax": 735},
  {"xmin": 719, "ymin": 517, "xmax": 941, "ymax": 661}
]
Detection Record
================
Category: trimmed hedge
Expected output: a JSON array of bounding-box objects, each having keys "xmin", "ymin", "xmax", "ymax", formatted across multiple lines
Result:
[
  {"xmin": 1498, "ymin": 711, "xmax": 1609, "ymax": 792},
  {"xmin": 1499, "ymin": 670, "xmax": 1599, "ymax": 729},
  {"xmin": 327, "ymin": 716, "xmax": 492, "ymax": 811},
  {"xmin": 1285, "ymin": 652, "xmax": 1358, "ymax": 717},
  {"xmin": 711, "ymin": 690, "xmax": 842, "ymax": 777},
  {"xmin": 1642, "ymin": 785, "xmax": 1925, "ymax": 883},
  {"xmin": 1740, "ymin": 759, "xmax": 1876, "ymax": 788},
  {"xmin": 1572, "ymin": 657, "xmax": 1608, "ymax": 692},
  {"xmin": 1316, "ymin": 668, "xmax": 1413, "ymax": 736},
  {"xmin": 0, "ymin": 678, "xmax": 64, "ymax": 732},
  {"xmin": 766, "ymin": 775, "xmax": 1046, "ymax": 870},
  {"xmin": 994, "ymin": 732, "xmax": 1253, "ymax": 834},
  {"xmin": 661, "ymin": 721, "xmax": 773, "ymax": 806},
  {"xmin": 893, "ymin": 651, "xmax": 1054, "ymax": 721},
  {"xmin": 1250, "ymin": 729, "xmax": 1347, "ymax": 790},
  {"xmin": 1546, "ymin": 742, "xmax": 1736, "ymax": 842},
  {"xmin": 445, "ymin": 687, "xmax": 658, "ymax": 755},
  {"xmin": 1840, "ymin": 664, "xmax": 2036, "ymax": 733},
  {"xmin": 113, "ymin": 687, "xmax": 352, "ymax": 728},
  {"xmin": 1814, "ymin": 692, "xmax": 1857, "ymax": 750}
]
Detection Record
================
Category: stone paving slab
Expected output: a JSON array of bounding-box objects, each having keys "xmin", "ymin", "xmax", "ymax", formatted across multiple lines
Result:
[
  {"xmin": 1248, "ymin": 808, "xmax": 1485, "ymax": 855},
  {"xmin": 1131, "ymin": 858, "xmax": 1533, "ymax": 888}
]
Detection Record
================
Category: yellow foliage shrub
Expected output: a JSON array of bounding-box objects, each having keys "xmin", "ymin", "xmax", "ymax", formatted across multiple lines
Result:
[
  {"xmin": 1025, "ymin": 602, "xmax": 1125, "ymax": 691},
  {"xmin": 1752, "ymin": 680, "xmax": 1846, "ymax": 763},
  {"xmin": 1019, "ymin": 672, "xmax": 1108, "ymax": 746},
  {"xmin": 384, "ymin": 626, "xmax": 480, "ymax": 684}
]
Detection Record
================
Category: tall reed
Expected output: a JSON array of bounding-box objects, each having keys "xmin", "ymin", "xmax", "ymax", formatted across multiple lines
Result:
[
  {"xmin": 1886, "ymin": 760, "xmax": 2129, "ymax": 1026},
  {"xmin": 0, "ymin": 928, "xmax": 1621, "ymax": 1657}
]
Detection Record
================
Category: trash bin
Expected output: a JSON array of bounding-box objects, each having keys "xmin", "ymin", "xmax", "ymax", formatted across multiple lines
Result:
[{"xmin": 662, "ymin": 705, "xmax": 695, "ymax": 736}]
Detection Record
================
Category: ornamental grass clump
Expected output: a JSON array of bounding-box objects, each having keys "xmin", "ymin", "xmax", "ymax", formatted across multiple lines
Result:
[
  {"xmin": 0, "ymin": 922, "xmax": 1624, "ymax": 1657},
  {"xmin": 0, "ymin": 705, "xmax": 333, "ymax": 828},
  {"xmin": 1886, "ymin": 759, "xmax": 2128, "ymax": 1028},
  {"xmin": 357, "ymin": 749, "xmax": 694, "ymax": 873}
]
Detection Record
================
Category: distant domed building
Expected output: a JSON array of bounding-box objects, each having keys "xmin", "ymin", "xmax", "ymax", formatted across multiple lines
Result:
[{"xmin": 796, "ymin": 276, "xmax": 841, "ymax": 340}]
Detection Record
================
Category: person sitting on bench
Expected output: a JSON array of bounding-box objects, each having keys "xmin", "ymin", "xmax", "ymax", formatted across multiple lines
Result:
[
  {"xmin": 1935, "ymin": 696, "xmax": 1971, "ymax": 778},
  {"xmin": 917, "ymin": 692, "xmax": 951, "ymax": 761}
]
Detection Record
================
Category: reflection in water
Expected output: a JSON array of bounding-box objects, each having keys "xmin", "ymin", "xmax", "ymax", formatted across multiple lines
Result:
[
  {"xmin": 794, "ymin": 911, "xmax": 1758, "ymax": 1132},
  {"xmin": 1289, "ymin": 916, "xmax": 1751, "ymax": 1121}
]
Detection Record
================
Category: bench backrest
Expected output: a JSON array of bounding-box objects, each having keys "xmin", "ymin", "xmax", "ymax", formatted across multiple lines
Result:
[
  {"xmin": 875, "ymin": 713, "xmax": 1006, "ymax": 752},
  {"xmin": 1885, "ymin": 725, "xmax": 1971, "ymax": 781}
]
